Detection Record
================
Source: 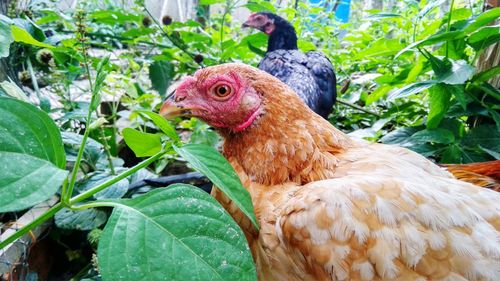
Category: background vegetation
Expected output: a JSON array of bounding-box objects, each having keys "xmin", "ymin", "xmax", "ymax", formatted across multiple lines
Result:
[{"xmin": 0, "ymin": 0, "xmax": 498, "ymax": 280}]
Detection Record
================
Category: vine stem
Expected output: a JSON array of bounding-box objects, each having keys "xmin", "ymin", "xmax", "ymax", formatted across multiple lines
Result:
[
  {"xmin": 64, "ymin": 51, "xmax": 95, "ymax": 204},
  {"xmin": 70, "ymin": 151, "xmax": 165, "ymax": 205},
  {"xmin": 445, "ymin": 0, "xmax": 456, "ymax": 59},
  {"xmin": 0, "ymin": 151, "xmax": 165, "ymax": 250}
]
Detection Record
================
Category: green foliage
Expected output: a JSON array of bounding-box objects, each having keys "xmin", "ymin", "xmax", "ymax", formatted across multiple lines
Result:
[
  {"xmin": 0, "ymin": 0, "xmax": 498, "ymax": 279},
  {"xmin": 98, "ymin": 184, "xmax": 256, "ymax": 281},
  {"xmin": 0, "ymin": 152, "xmax": 67, "ymax": 212},
  {"xmin": 175, "ymin": 144, "xmax": 259, "ymax": 229},
  {"xmin": 0, "ymin": 20, "xmax": 13, "ymax": 58},
  {"xmin": 0, "ymin": 97, "xmax": 66, "ymax": 167},
  {"xmin": 122, "ymin": 128, "xmax": 162, "ymax": 157}
]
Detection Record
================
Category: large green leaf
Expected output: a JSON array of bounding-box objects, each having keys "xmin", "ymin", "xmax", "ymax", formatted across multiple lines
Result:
[
  {"xmin": 149, "ymin": 60, "xmax": 174, "ymax": 97},
  {"xmin": 0, "ymin": 152, "xmax": 67, "ymax": 213},
  {"xmin": 122, "ymin": 128, "xmax": 162, "ymax": 157},
  {"xmin": 76, "ymin": 171, "xmax": 130, "ymax": 200},
  {"xmin": 0, "ymin": 97, "xmax": 65, "ymax": 168},
  {"xmin": 462, "ymin": 125, "xmax": 500, "ymax": 152},
  {"xmin": 98, "ymin": 185, "xmax": 257, "ymax": 281},
  {"xmin": 427, "ymin": 83, "xmax": 453, "ymax": 129},
  {"xmin": 437, "ymin": 60, "xmax": 475, "ymax": 85},
  {"xmin": 0, "ymin": 20, "xmax": 13, "ymax": 58},
  {"xmin": 471, "ymin": 65, "xmax": 500, "ymax": 84},
  {"xmin": 467, "ymin": 25, "xmax": 500, "ymax": 51},
  {"xmin": 463, "ymin": 8, "xmax": 500, "ymax": 33},
  {"xmin": 55, "ymin": 208, "xmax": 107, "ymax": 231},
  {"xmin": 411, "ymin": 128, "xmax": 455, "ymax": 144},
  {"xmin": 11, "ymin": 25, "xmax": 53, "ymax": 48},
  {"xmin": 388, "ymin": 80, "xmax": 436, "ymax": 100},
  {"xmin": 174, "ymin": 144, "xmax": 258, "ymax": 229},
  {"xmin": 136, "ymin": 110, "xmax": 180, "ymax": 141}
]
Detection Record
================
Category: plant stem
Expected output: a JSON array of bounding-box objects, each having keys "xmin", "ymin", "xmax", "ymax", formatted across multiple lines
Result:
[
  {"xmin": 96, "ymin": 111, "xmax": 116, "ymax": 174},
  {"xmin": 0, "ymin": 151, "xmax": 165, "ymax": 250},
  {"xmin": 64, "ymin": 51, "xmax": 95, "ymax": 204},
  {"xmin": 445, "ymin": 0, "xmax": 456, "ymax": 58},
  {"xmin": 26, "ymin": 58, "xmax": 40, "ymax": 98},
  {"xmin": 0, "ymin": 202, "xmax": 63, "ymax": 249},
  {"xmin": 70, "ymin": 151, "xmax": 165, "ymax": 204},
  {"xmin": 60, "ymin": 30, "xmax": 171, "ymax": 49},
  {"xmin": 337, "ymin": 99, "xmax": 381, "ymax": 117}
]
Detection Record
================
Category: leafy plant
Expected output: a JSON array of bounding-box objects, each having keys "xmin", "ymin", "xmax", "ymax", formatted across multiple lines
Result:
[{"xmin": 0, "ymin": 0, "xmax": 498, "ymax": 279}]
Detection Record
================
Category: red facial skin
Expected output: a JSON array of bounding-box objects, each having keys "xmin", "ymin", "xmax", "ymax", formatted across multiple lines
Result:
[
  {"xmin": 165, "ymin": 71, "xmax": 263, "ymax": 133},
  {"xmin": 243, "ymin": 13, "xmax": 275, "ymax": 35}
]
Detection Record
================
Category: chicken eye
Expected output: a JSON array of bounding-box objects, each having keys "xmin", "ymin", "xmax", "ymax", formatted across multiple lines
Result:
[{"xmin": 213, "ymin": 84, "xmax": 232, "ymax": 99}]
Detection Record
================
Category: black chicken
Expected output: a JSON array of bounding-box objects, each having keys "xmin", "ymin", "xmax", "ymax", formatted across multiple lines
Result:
[{"xmin": 242, "ymin": 12, "xmax": 336, "ymax": 119}]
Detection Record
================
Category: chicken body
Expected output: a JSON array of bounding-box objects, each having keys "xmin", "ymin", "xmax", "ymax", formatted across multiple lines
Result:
[
  {"xmin": 163, "ymin": 63, "xmax": 500, "ymax": 281},
  {"xmin": 243, "ymin": 12, "xmax": 336, "ymax": 119}
]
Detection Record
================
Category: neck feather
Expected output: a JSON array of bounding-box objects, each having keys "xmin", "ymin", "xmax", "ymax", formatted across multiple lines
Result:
[
  {"xmin": 267, "ymin": 26, "xmax": 298, "ymax": 52},
  {"xmin": 220, "ymin": 81, "xmax": 351, "ymax": 186}
]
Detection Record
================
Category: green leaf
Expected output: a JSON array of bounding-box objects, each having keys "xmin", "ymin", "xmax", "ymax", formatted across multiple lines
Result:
[
  {"xmin": 366, "ymin": 85, "xmax": 392, "ymax": 105},
  {"xmin": 90, "ymin": 56, "xmax": 111, "ymax": 111},
  {"xmin": 174, "ymin": 144, "xmax": 258, "ymax": 229},
  {"xmin": 122, "ymin": 128, "xmax": 162, "ymax": 157},
  {"xmin": 365, "ymin": 13, "xmax": 402, "ymax": 20},
  {"xmin": 427, "ymin": 83, "xmax": 452, "ymax": 129},
  {"xmin": 479, "ymin": 145, "xmax": 500, "ymax": 160},
  {"xmin": 411, "ymin": 128, "xmax": 455, "ymax": 144},
  {"xmin": 462, "ymin": 125, "xmax": 500, "ymax": 152},
  {"xmin": 471, "ymin": 65, "xmax": 500, "ymax": 84},
  {"xmin": 136, "ymin": 110, "xmax": 180, "ymax": 141},
  {"xmin": 418, "ymin": 0, "xmax": 446, "ymax": 18},
  {"xmin": 388, "ymin": 80, "xmax": 436, "ymax": 100},
  {"xmin": 355, "ymin": 38, "xmax": 404, "ymax": 58},
  {"xmin": 395, "ymin": 30, "xmax": 465, "ymax": 58},
  {"xmin": 199, "ymin": 0, "xmax": 225, "ymax": 4},
  {"xmin": 0, "ymin": 97, "xmax": 66, "ymax": 168},
  {"xmin": 380, "ymin": 127, "xmax": 423, "ymax": 145},
  {"xmin": 98, "ymin": 185, "xmax": 257, "ymax": 281},
  {"xmin": 55, "ymin": 208, "xmax": 107, "ymax": 231},
  {"xmin": 77, "ymin": 171, "xmax": 130, "ymax": 199},
  {"xmin": 467, "ymin": 25, "xmax": 500, "ymax": 51},
  {"xmin": 0, "ymin": 80, "xmax": 29, "ymax": 102},
  {"xmin": 463, "ymin": 7, "xmax": 500, "ymax": 33},
  {"xmin": 11, "ymin": 25, "xmax": 53, "ymax": 48},
  {"xmin": 0, "ymin": 152, "xmax": 67, "ymax": 213},
  {"xmin": 0, "ymin": 20, "xmax": 13, "ymax": 58},
  {"xmin": 245, "ymin": 1, "xmax": 276, "ymax": 12},
  {"xmin": 441, "ymin": 145, "xmax": 462, "ymax": 164},
  {"xmin": 149, "ymin": 60, "xmax": 174, "ymax": 97}
]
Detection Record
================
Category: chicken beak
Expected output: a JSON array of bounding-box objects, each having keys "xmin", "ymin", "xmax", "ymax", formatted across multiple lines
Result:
[
  {"xmin": 241, "ymin": 20, "xmax": 252, "ymax": 28},
  {"xmin": 160, "ymin": 101, "xmax": 185, "ymax": 119},
  {"xmin": 159, "ymin": 91, "xmax": 191, "ymax": 119}
]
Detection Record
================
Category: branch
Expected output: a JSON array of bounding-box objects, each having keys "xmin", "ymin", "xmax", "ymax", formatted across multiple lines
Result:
[{"xmin": 337, "ymin": 99, "xmax": 381, "ymax": 117}]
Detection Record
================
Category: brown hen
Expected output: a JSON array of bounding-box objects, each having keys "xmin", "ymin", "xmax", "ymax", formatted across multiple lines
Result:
[{"xmin": 162, "ymin": 63, "xmax": 500, "ymax": 281}]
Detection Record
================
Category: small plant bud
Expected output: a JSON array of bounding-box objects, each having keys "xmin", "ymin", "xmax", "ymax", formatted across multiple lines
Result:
[
  {"xmin": 36, "ymin": 49, "xmax": 54, "ymax": 65},
  {"xmin": 162, "ymin": 15, "xmax": 173, "ymax": 25},
  {"xmin": 194, "ymin": 54, "xmax": 204, "ymax": 64},
  {"xmin": 19, "ymin": 71, "xmax": 30, "ymax": 83},
  {"xmin": 142, "ymin": 16, "xmax": 152, "ymax": 27}
]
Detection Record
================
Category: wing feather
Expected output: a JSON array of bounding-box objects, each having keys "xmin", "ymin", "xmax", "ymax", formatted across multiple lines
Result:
[{"xmin": 275, "ymin": 176, "xmax": 500, "ymax": 281}]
